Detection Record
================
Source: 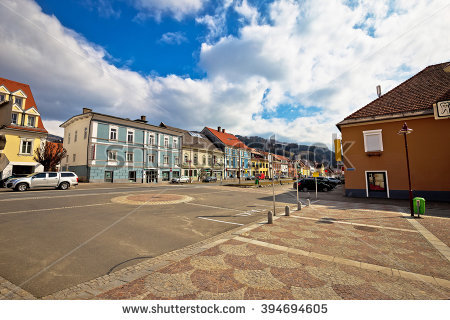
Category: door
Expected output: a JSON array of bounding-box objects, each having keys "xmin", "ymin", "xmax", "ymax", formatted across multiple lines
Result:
[
  {"xmin": 105, "ymin": 171, "xmax": 113, "ymax": 183},
  {"xmin": 47, "ymin": 172, "xmax": 59, "ymax": 187},
  {"xmin": 162, "ymin": 171, "xmax": 169, "ymax": 181},
  {"xmin": 31, "ymin": 172, "xmax": 47, "ymax": 187},
  {"xmin": 367, "ymin": 172, "xmax": 388, "ymax": 198},
  {"xmin": 146, "ymin": 170, "xmax": 157, "ymax": 183}
]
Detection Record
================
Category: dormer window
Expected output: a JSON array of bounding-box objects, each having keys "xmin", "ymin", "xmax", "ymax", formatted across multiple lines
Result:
[
  {"xmin": 15, "ymin": 97, "xmax": 23, "ymax": 107},
  {"xmin": 27, "ymin": 115, "xmax": 36, "ymax": 127},
  {"xmin": 11, "ymin": 113, "xmax": 18, "ymax": 125}
]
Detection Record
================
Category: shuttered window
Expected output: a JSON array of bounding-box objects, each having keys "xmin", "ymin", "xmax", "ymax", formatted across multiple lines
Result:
[{"xmin": 363, "ymin": 129, "xmax": 383, "ymax": 152}]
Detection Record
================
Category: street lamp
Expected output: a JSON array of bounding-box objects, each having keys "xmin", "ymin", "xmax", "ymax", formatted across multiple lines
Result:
[{"xmin": 398, "ymin": 122, "xmax": 414, "ymax": 217}]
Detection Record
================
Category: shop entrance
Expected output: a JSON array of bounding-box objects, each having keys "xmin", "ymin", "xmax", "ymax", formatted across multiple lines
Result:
[{"xmin": 146, "ymin": 170, "xmax": 158, "ymax": 183}]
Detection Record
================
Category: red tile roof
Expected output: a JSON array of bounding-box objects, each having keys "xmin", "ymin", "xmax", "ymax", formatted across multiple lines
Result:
[
  {"xmin": 0, "ymin": 77, "xmax": 47, "ymax": 133},
  {"xmin": 205, "ymin": 127, "xmax": 249, "ymax": 149},
  {"xmin": 344, "ymin": 62, "xmax": 450, "ymax": 120}
]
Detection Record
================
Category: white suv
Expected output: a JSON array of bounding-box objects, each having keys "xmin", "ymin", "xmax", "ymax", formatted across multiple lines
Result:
[{"xmin": 6, "ymin": 171, "xmax": 79, "ymax": 191}]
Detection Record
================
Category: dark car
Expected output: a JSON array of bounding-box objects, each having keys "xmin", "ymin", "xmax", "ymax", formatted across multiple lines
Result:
[
  {"xmin": 203, "ymin": 176, "xmax": 217, "ymax": 182},
  {"xmin": 297, "ymin": 178, "xmax": 332, "ymax": 192},
  {"xmin": 312, "ymin": 176, "xmax": 337, "ymax": 188},
  {"xmin": 245, "ymin": 176, "xmax": 255, "ymax": 180},
  {"xmin": 0, "ymin": 174, "xmax": 28, "ymax": 188}
]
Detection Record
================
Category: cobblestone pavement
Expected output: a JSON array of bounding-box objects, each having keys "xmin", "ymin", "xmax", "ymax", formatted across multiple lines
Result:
[{"xmin": 4, "ymin": 199, "xmax": 450, "ymax": 300}]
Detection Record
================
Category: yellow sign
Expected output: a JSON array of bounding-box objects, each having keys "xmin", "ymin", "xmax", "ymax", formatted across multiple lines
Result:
[
  {"xmin": 313, "ymin": 172, "xmax": 319, "ymax": 177},
  {"xmin": 334, "ymin": 139, "xmax": 342, "ymax": 161}
]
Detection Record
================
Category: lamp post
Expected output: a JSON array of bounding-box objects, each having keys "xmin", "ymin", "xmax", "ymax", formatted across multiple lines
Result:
[{"xmin": 398, "ymin": 122, "xmax": 414, "ymax": 217}]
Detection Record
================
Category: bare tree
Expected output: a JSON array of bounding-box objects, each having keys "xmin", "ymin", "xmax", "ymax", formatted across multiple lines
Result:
[{"xmin": 34, "ymin": 142, "xmax": 67, "ymax": 172}]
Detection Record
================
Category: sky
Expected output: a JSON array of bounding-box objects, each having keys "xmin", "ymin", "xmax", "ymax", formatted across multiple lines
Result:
[{"xmin": 0, "ymin": 0, "xmax": 449, "ymax": 147}]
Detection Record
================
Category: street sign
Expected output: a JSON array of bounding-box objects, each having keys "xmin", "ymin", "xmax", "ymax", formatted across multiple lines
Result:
[
  {"xmin": 434, "ymin": 100, "xmax": 450, "ymax": 119},
  {"xmin": 313, "ymin": 172, "xmax": 319, "ymax": 177}
]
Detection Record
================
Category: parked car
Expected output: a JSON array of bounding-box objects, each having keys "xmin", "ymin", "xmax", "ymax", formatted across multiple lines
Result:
[
  {"xmin": 328, "ymin": 178, "xmax": 341, "ymax": 185},
  {"xmin": 6, "ymin": 172, "xmax": 78, "ymax": 191},
  {"xmin": 245, "ymin": 176, "xmax": 255, "ymax": 180},
  {"xmin": 310, "ymin": 176, "xmax": 337, "ymax": 188},
  {"xmin": 203, "ymin": 176, "xmax": 217, "ymax": 182},
  {"xmin": 296, "ymin": 178, "xmax": 332, "ymax": 192},
  {"xmin": 0, "ymin": 173, "xmax": 28, "ymax": 188},
  {"xmin": 171, "ymin": 176, "xmax": 190, "ymax": 183}
]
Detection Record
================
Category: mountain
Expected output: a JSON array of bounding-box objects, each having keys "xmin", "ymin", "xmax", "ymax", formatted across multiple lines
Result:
[{"xmin": 235, "ymin": 135, "xmax": 337, "ymax": 166}]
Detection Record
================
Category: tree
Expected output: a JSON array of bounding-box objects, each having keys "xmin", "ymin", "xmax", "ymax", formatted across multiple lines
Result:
[{"xmin": 34, "ymin": 141, "xmax": 67, "ymax": 171}]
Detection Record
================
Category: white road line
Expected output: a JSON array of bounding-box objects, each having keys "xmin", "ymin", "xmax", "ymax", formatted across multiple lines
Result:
[
  {"xmin": 197, "ymin": 217, "xmax": 244, "ymax": 226},
  {"xmin": 0, "ymin": 203, "xmax": 113, "ymax": 215},
  {"xmin": 186, "ymin": 202, "xmax": 243, "ymax": 212}
]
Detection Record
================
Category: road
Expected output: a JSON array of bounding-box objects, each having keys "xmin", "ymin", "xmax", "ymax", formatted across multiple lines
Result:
[{"xmin": 0, "ymin": 182, "xmax": 298, "ymax": 297}]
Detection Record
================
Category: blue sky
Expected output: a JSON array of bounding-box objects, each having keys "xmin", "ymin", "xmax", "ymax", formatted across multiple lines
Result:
[{"xmin": 0, "ymin": 0, "xmax": 449, "ymax": 146}]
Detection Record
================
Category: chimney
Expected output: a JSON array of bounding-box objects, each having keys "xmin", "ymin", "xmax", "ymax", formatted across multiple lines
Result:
[
  {"xmin": 135, "ymin": 115, "xmax": 148, "ymax": 123},
  {"xmin": 141, "ymin": 115, "xmax": 146, "ymax": 121},
  {"xmin": 83, "ymin": 107, "xmax": 92, "ymax": 114},
  {"xmin": 217, "ymin": 126, "xmax": 221, "ymax": 132},
  {"xmin": 222, "ymin": 129, "xmax": 225, "ymax": 133},
  {"xmin": 376, "ymin": 85, "xmax": 381, "ymax": 98}
]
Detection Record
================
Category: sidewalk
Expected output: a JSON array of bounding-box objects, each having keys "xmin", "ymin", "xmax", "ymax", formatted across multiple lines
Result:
[{"xmin": 40, "ymin": 199, "xmax": 450, "ymax": 300}]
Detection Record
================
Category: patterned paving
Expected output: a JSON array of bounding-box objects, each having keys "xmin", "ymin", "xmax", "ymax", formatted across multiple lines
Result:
[{"xmin": 110, "ymin": 193, "xmax": 193, "ymax": 205}]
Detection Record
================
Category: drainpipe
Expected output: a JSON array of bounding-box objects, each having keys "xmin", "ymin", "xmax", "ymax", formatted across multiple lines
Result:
[{"xmin": 86, "ymin": 114, "xmax": 93, "ymax": 182}]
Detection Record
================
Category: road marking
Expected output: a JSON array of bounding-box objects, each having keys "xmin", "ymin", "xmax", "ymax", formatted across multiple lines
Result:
[
  {"xmin": 187, "ymin": 202, "xmax": 243, "ymax": 212},
  {"xmin": 0, "ymin": 203, "xmax": 114, "ymax": 215},
  {"xmin": 197, "ymin": 217, "xmax": 244, "ymax": 226},
  {"xmin": 291, "ymin": 215, "xmax": 418, "ymax": 233},
  {"xmin": 233, "ymin": 236, "xmax": 450, "ymax": 289}
]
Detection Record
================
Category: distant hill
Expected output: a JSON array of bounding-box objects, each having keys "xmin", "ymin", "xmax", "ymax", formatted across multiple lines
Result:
[{"xmin": 236, "ymin": 135, "xmax": 336, "ymax": 166}]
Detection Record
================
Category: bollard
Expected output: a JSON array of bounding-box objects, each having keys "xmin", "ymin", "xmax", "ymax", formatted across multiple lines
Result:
[
  {"xmin": 285, "ymin": 205, "xmax": 290, "ymax": 216},
  {"xmin": 307, "ymin": 199, "xmax": 310, "ymax": 206},
  {"xmin": 268, "ymin": 210, "xmax": 273, "ymax": 224},
  {"xmin": 297, "ymin": 201, "xmax": 302, "ymax": 211}
]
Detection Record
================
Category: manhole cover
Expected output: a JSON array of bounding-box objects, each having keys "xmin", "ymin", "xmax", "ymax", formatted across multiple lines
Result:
[{"xmin": 111, "ymin": 193, "xmax": 193, "ymax": 205}]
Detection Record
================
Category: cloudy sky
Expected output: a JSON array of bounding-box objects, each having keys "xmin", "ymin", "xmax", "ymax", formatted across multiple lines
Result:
[{"xmin": 0, "ymin": 0, "xmax": 449, "ymax": 146}]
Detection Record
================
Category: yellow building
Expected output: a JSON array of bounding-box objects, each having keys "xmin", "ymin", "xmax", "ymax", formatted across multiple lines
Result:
[
  {"xmin": 0, "ymin": 78, "xmax": 47, "ymax": 179},
  {"xmin": 250, "ymin": 149, "xmax": 269, "ymax": 178}
]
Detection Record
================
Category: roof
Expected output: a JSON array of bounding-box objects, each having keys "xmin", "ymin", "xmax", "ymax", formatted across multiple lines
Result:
[
  {"xmin": 159, "ymin": 123, "xmax": 222, "ymax": 151},
  {"xmin": 204, "ymin": 127, "xmax": 249, "ymax": 149},
  {"xmin": 338, "ymin": 62, "xmax": 450, "ymax": 125},
  {"xmin": 0, "ymin": 77, "xmax": 47, "ymax": 133}
]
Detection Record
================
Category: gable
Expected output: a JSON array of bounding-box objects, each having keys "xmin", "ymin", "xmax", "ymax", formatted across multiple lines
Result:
[
  {"xmin": 11, "ymin": 89, "xmax": 28, "ymax": 98},
  {"xmin": 24, "ymin": 107, "xmax": 40, "ymax": 116},
  {"xmin": 0, "ymin": 85, "xmax": 10, "ymax": 94}
]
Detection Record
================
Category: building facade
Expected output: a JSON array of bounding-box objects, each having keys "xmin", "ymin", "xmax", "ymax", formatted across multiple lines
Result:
[
  {"xmin": 0, "ymin": 78, "xmax": 47, "ymax": 179},
  {"xmin": 60, "ymin": 109, "xmax": 182, "ymax": 183},
  {"xmin": 201, "ymin": 127, "xmax": 251, "ymax": 179},
  {"xmin": 337, "ymin": 62, "xmax": 450, "ymax": 201},
  {"xmin": 159, "ymin": 123, "xmax": 224, "ymax": 180}
]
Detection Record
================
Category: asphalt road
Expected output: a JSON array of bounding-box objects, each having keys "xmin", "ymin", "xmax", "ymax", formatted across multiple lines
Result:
[{"xmin": 0, "ymin": 183, "xmax": 299, "ymax": 297}]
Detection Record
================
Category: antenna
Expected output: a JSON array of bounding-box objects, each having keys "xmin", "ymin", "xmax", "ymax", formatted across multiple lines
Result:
[{"xmin": 376, "ymin": 85, "xmax": 381, "ymax": 98}]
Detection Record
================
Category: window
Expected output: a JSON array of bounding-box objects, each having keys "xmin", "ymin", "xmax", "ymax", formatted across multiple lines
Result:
[
  {"xmin": 20, "ymin": 140, "xmax": 32, "ymax": 154},
  {"xmin": 66, "ymin": 155, "xmax": 69, "ymax": 163},
  {"xmin": 193, "ymin": 154, "xmax": 198, "ymax": 165},
  {"xmin": 68, "ymin": 133, "xmax": 71, "ymax": 144},
  {"xmin": 363, "ymin": 129, "xmax": 383, "ymax": 152},
  {"xmin": 61, "ymin": 173, "xmax": 75, "ymax": 177},
  {"xmin": 164, "ymin": 137, "xmax": 169, "ymax": 148},
  {"xmin": 127, "ymin": 130, "xmax": 134, "ymax": 143},
  {"xmin": 108, "ymin": 151, "xmax": 117, "ymax": 161},
  {"xmin": 27, "ymin": 116, "xmax": 35, "ymax": 127},
  {"xmin": 128, "ymin": 171, "xmax": 136, "ymax": 182},
  {"xmin": 126, "ymin": 152, "xmax": 134, "ymax": 162},
  {"xmin": 174, "ymin": 156, "xmax": 179, "ymax": 165},
  {"xmin": 208, "ymin": 156, "xmax": 212, "ymax": 165},
  {"xmin": 72, "ymin": 154, "xmax": 76, "ymax": 162},
  {"xmin": 48, "ymin": 173, "xmax": 57, "ymax": 178},
  {"xmin": 74, "ymin": 131, "xmax": 78, "ymax": 142},
  {"xmin": 173, "ymin": 138, "xmax": 178, "ymax": 148},
  {"xmin": 11, "ymin": 113, "xmax": 18, "ymax": 125},
  {"xmin": 202, "ymin": 155, "xmax": 206, "ymax": 165},
  {"xmin": 0, "ymin": 94, "xmax": 5, "ymax": 101},
  {"xmin": 149, "ymin": 134, "xmax": 155, "ymax": 146},
  {"xmin": 109, "ymin": 127, "xmax": 117, "ymax": 140},
  {"xmin": 184, "ymin": 154, "xmax": 189, "ymax": 163},
  {"xmin": 149, "ymin": 154, "xmax": 155, "ymax": 163},
  {"xmin": 15, "ymin": 97, "xmax": 23, "ymax": 107},
  {"xmin": 163, "ymin": 155, "xmax": 169, "ymax": 164},
  {"xmin": 34, "ymin": 173, "xmax": 46, "ymax": 179},
  {"xmin": 84, "ymin": 128, "xmax": 88, "ymax": 139}
]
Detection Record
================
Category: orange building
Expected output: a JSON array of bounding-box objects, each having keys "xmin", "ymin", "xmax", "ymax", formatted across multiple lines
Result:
[{"xmin": 337, "ymin": 62, "xmax": 450, "ymax": 201}]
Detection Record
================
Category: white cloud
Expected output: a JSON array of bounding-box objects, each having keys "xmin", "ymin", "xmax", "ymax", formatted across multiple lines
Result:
[
  {"xmin": 0, "ymin": 0, "xmax": 449, "ymax": 147},
  {"xmin": 159, "ymin": 31, "xmax": 188, "ymax": 45},
  {"xmin": 132, "ymin": 0, "xmax": 207, "ymax": 21}
]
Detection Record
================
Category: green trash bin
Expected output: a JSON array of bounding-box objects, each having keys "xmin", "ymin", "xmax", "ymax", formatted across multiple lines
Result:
[{"xmin": 413, "ymin": 197, "xmax": 425, "ymax": 216}]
